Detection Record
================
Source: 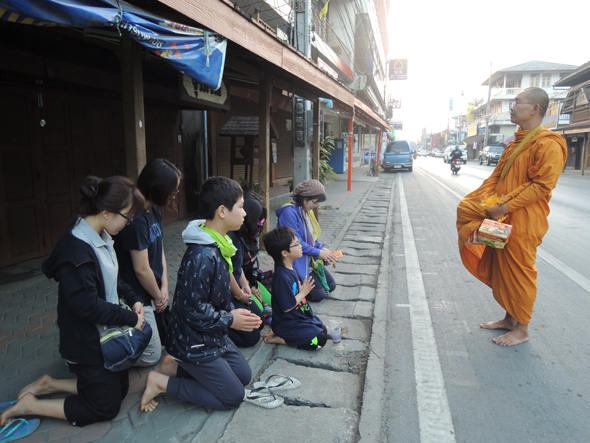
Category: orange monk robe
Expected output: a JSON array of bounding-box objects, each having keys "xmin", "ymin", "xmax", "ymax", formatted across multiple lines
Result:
[{"xmin": 456, "ymin": 128, "xmax": 566, "ymax": 324}]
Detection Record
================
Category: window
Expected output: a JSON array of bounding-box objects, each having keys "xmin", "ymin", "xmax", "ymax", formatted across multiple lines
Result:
[
  {"xmin": 386, "ymin": 141, "xmax": 410, "ymax": 154},
  {"xmin": 530, "ymin": 74, "xmax": 540, "ymax": 87},
  {"xmin": 542, "ymin": 74, "xmax": 551, "ymax": 88}
]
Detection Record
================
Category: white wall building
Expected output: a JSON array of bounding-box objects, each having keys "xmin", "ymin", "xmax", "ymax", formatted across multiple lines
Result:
[{"xmin": 469, "ymin": 61, "xmax": 578, "ymax": 145}]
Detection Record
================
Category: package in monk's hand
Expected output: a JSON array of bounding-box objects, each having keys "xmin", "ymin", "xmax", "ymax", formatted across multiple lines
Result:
[{"xmin": 466, "ymin": 219, "xmax": 513, "ymax": 249}]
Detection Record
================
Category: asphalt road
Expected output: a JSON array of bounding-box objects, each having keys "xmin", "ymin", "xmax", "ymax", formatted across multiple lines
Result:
[{"xmin": 382, "ymin": 157, "xmax": 590, "ymax": 443}]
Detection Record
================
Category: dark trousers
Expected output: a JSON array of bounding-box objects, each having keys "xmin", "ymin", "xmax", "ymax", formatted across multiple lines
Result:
[
  {"xmin": 166, "ymin": 340, "xmax": 251, "ymax": 410},
  {"xmin": 64, "ymin": 364, "xmax": 129, "ymax": 427},
  {"xmin": 308, "ymin": 268, "xmax": 336, "ymax": 302},
  {"xmin": 296, "ymin": 325, "xmax": 328, "ymax": 350},
  {"xmin": 228, "ymin": 299, "xmax": 264, "ymax": 348}
]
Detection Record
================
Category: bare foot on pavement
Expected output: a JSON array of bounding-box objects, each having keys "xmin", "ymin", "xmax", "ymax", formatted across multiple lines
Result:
[
  {"xmin": 263, "ymin": 331, "xmax": 286, "ymax": 345},
  {"xmin": 141, "ymin": 371, "xmax": 169, "ymax": 412},
  {"xmin": 492, "ymin": 324, "xmax": 529, "ymax": 347},
  {"xmin": 480, "ymin": 318, "xmax": 517, "ymax": 330},
  {"xmin": 18, "ymin": 375, "xmax": 55, "ymax": 400},
  {"xmin": 1, "ymin": 393, "xmax": 36, "ymax": 426}
]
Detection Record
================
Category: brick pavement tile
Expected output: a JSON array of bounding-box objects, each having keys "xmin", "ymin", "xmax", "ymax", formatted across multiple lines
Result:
[
  {"xmin": 94, "ymin": 418, "xmax": 135, "ymax": 443},
  {"xmin": 47, "ymin": 421, "xmax": 82, "ymax": 441},
  {"xmin": 327, "ymin": 285, "xmax": 375, "ymax": 302},
  {"xmin": 12, "ymin": 431, "xmax": 44, "ymax": 443},
  {"xmin": 169, "ymin": 409, "xmax": 209, "ymax": 441},
  {"xmin": 112, "ymin": 392, "xmax": 141, "ymax": 423},
  {"xmin": 148, "ymin": 401, "xmax": 189, "ymax": 432},
  {"xmin": 69, "ymin": 421, "xmax": 112, "ymax": 443}
]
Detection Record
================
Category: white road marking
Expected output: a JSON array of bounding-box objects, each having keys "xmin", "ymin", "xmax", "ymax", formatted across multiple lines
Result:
[
  {"xmin": 419, "ymin": 167, "xmax": 590, "ymax": 294},
  {"xmin": 398, "ymin": 175, "xmax": 457, "ymax": 443}
]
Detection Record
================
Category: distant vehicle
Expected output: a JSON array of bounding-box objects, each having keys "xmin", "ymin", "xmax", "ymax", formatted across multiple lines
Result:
[
  {"xmin": 432, "ymin": 149, "xmax": 444, "ymax": 158},
  {"xmin": 363, "ymin": 149, "xmax": 377, "ymax": 165},
  {"xmin": 444, "ymin": 146, "xmax": 467, "ymax": 164},
  {"xmin": 479, "ymin": 145, "xmax": 505, "ymax": 165},
  {"xmin": 418, "ymin": 150, "xmax": 429, "ymax": 157},
  {"xmin": 382, "ymin": 140, "xmax": 413, "ymax": 172}
]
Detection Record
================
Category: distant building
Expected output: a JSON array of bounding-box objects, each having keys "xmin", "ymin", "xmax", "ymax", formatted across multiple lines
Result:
[{"xmin": 466, "ymin": 61, "xmax": 578, "ymax": 151}]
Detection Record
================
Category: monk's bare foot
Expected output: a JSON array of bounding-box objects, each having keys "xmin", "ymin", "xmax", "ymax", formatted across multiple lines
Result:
[
  {"xmin": 140, "ymin": 371, "xmax": 168, "ymax": 412},
  {"xmin": 155, "ymin": 356, "xmax": 178, "ymax": 377},
  {"xmin": 480, "ymin": 318, "xmax": 517, "ymax": 330},
  {"xmin": 18, "ymin": 375, "xmax": 54, "ymax": 400},
  {"xmin": 263, "ymin": 332, "xmax": 286, "ymax": 345},
  {"xmin": 1, "ymin": 393, "xmax": 36, "ymax": 426},
  {"xmin": 492, "ymin": 324, "xmax": 529, "ymax": 347}
]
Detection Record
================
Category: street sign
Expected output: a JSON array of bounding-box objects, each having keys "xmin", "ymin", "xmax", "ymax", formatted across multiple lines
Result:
[
  {"xmin": 449, "ymin": 98, "xmax": 453, "ymax": 111},
  {"xmin": 389, "ymin": 59, "xmax": 407, "ymax": 80},
  {"xmin": 392, "ymin": 122, "xmax": 403, "ymax": 130},
  {"xmin": 391, "ymin": 99, "xmax": 401, "ymax": 109}
]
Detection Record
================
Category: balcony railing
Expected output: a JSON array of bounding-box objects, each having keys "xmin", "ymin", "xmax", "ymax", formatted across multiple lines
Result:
[{"xmin": 492, "ymin": 88, "xmax": 522, "ymax": 97}]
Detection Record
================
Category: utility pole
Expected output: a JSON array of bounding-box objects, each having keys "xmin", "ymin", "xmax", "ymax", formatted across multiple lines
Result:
[
  {"xmin": 293, "ymin": 0, "xmax": 312, "ymax": 187},
  {"xmin": 484, "ymin": 61, "xmax": 492, "ymax": 147}
]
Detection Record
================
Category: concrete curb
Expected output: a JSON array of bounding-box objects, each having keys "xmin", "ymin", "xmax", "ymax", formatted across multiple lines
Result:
[
  {"xmin": 358, "ymin": 175, "xmax": 397, "ymax": 442},
  {"xmin": 330, "ymin": 179, "xmax": 380, "ymax": 252}
]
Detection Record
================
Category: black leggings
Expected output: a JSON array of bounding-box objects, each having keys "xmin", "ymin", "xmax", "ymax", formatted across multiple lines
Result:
[
  {"xmin": 64, "ymin": 364, "xmax": 129, "ymax": 427},
  {"xmin": 307, "ymin": 268, "xmax": 336, "ymax": 302},
  {"xmin": 296, "ymin": 325, "xmax": 328, "ymax": 350}
]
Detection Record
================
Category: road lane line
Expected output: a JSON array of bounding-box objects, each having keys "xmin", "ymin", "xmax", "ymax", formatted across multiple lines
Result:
[
  {"xmin": 398, "ymin": 175, "xmax": 456, "ymax": 443},
  {"xmin": 419, "ymin": 167, "xmax": 590, "ymax": 294}
]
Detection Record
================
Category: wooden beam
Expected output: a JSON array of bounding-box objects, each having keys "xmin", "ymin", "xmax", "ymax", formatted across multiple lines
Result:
[
  {"xmin": 225, "ymin": 55, "xmax": 264, "ymax": 81},
  {"xmin": 259, "ymin": 74, "xmax": 272, "ymax": 237},
  {"xmin": 121, "ymin": 35, "xmax": 146, "ymax": 181},
  {"xmin": 158, "ymin": 0, "xmax": 355, "ymax": 106}
]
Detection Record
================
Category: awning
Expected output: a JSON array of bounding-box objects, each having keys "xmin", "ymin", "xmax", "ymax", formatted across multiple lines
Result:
[
  {"xmin": 554, "ymin": 123, "xmax": 590, "ymax": 135},
  {"xmin": 463, "ymin": 134, "xmax": 484, "ymax": 145},
  {"xmin": 0, "ymin": 0, "xmax": 227, "ymax": 90}
]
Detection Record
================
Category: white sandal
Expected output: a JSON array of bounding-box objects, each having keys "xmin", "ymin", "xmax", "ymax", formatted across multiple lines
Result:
[
  {"xmin": 243, "ymin": 387, "xmax": 284, "ymax": 409},
  {"xmin": 253, "ymin": 374, "xmax": 301, "ymax": 391}
]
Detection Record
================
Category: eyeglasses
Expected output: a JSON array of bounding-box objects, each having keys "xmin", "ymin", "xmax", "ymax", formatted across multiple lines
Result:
[
  {"xmin": 511, "ymin": 101, "xmax": 541, "ymax": 109},
  {"xmin": 287, "ymin": 242, "xmax": 301, "ymax": 250},
  {"xmin": 117, "ymin": 212, "xmax": 132, "ymax": 226}
]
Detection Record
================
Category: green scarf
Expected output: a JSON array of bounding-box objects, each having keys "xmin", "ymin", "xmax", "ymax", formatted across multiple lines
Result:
[{"xmin": 201, "ymin": 224, "xmax": 237, "ymax": 273}]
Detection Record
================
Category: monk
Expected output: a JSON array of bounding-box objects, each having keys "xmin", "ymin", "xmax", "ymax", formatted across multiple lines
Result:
[{"xmin": 456, "ymin": 87, "xmax": 566, "ymax": 347}]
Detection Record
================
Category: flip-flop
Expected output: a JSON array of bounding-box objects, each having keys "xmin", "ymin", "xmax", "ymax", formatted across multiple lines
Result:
[
  {"xmin": 0, "ymin": 418, "xmax": 41, "ymax": 442},
  {"xmin": 0, "ymin": 402, "xmax": 16, "ymax": 414},
  {"xmin": 243, "ymin": 388, "xmax": 284, "ymax": 409},
  {"xmin": 253, "ymin": 374, "xmax": 301, "ymax": 391}
]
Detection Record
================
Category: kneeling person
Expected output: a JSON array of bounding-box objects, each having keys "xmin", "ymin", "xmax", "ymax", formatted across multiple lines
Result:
[{"xmin": 262, "ymin": 227, "xmax": 327, "ymax": 350}]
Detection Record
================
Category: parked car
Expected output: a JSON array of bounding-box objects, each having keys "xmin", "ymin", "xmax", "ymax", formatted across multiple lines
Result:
[
  {"xmin": 363, "ymin": 149, "xmax": 377, "ymax": 165},
  {"xmin": 479, "ymin": 145, "xmax": 505, "ymax": 166},
  {"xmin": 444, "ymin": 145, "xmax": 467, "ymax": 164},
  {"xmin": 382, "ymin": 140, "xmax": 413, "ymax": 172}
]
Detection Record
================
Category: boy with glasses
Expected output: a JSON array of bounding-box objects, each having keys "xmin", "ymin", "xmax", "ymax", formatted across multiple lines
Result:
[{"xmin": 262, "ymin": 226, "xmax": 327, "ymax": 350}]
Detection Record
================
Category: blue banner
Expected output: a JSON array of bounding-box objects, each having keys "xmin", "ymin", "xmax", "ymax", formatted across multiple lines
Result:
[{"xmin": 0, "ymin": 0, "xmax": 227, "ymax": 90}]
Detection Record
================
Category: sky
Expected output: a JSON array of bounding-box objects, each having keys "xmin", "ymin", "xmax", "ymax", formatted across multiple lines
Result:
[{"xmin": 385, "ymin": 0, "xmax": 590, "ymax": 143}]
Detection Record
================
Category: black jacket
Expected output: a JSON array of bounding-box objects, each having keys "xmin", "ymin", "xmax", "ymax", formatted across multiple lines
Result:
[
  {"xmin": 166, "ymin": 238, "xmax": 234, "ymax": 364},
  {"xmin": 42, "ymin": 223, "xmax": 142, "ymax": 365}
]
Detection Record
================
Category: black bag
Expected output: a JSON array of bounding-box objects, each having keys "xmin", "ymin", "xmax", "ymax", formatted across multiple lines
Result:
[
  {"xmin": 97, "ymin": 302, "xmax": 152, "ymax": 372},
  {"xmin": 154, "ymin": 306, "xmax": 172, "ymax": 343}
]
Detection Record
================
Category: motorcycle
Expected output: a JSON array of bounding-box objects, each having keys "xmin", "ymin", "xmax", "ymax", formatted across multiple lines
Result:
[{"xmin": 451, "ymin": 159, "xmax": 461, "ymax": 174}]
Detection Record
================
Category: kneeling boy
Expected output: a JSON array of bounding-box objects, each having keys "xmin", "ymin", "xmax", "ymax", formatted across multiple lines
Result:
[
  {"xmin": 262, "ymin": 226, "xmax": 327, "ymax": 350},
  {"xmin": 141, "ymin": 176, "xmax": 261, "ymax": 412}
]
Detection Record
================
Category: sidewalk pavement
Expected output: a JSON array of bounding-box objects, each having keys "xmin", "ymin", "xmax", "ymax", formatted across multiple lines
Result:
[{"xmin": 0, "ymin": 165, "xmax": 394, "ymax": 443}]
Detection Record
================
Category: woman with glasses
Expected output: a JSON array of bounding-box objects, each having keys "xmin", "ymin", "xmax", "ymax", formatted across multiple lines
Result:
[
  {"xmin": 114, "ymin": 158, "xmax": 182, "ymax": 366},
  {"xmin": 227, "ymin": 191, "xmax": 270, "ymax": 347},
  {"xmin": 1, "ymin": 176, "xmax": 146, "ymax": 428},
  {"xmin": 276, "ymin": 179, "xmax": 338, "ymax": 301}
]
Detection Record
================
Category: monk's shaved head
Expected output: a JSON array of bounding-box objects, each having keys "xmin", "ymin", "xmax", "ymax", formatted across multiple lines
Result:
[{"xmin": 523, "ymin": 87, "xmax": 549, "ymax": 116}]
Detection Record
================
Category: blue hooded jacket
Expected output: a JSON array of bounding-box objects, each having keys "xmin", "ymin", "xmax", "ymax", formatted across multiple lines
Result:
[
  {"xmin": 275, "ymin": 204, "xmax": 325, "ymax": 281},
  {"xmin": 166, "ymin": 220, "xmax": 234, "ymax": 364}
]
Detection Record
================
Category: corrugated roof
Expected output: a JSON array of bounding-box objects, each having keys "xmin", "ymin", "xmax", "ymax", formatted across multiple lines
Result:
[
  {"xmin": 482, "ymin": 60, "xmax": 579, "ymax": 85},
  {"xmin": 497, "ymin": 60, "xmax": 578, "ymax": 72},
  {"xmin": 554, "ymin": 60, "xmax": 590, "ymax": 87}
]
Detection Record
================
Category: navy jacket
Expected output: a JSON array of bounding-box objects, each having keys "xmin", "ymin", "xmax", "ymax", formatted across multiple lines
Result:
[
  {"xmin": 42, "ymin": 223, "xmax": 142, "ymax": 366},
  {"xmin": 166, "ymin": 221, "xmax": 234, "ymax": 364}
]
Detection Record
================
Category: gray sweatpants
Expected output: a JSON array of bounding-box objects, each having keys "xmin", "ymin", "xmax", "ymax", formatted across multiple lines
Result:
[{"xmin": 166, "ymin": 340, "xmax": 251, "ymax": 410}]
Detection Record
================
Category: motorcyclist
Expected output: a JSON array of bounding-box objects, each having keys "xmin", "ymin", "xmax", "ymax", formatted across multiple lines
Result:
[{"xmin": 450, "ymin": 146, "xmax": 463, "ymax": 162}]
